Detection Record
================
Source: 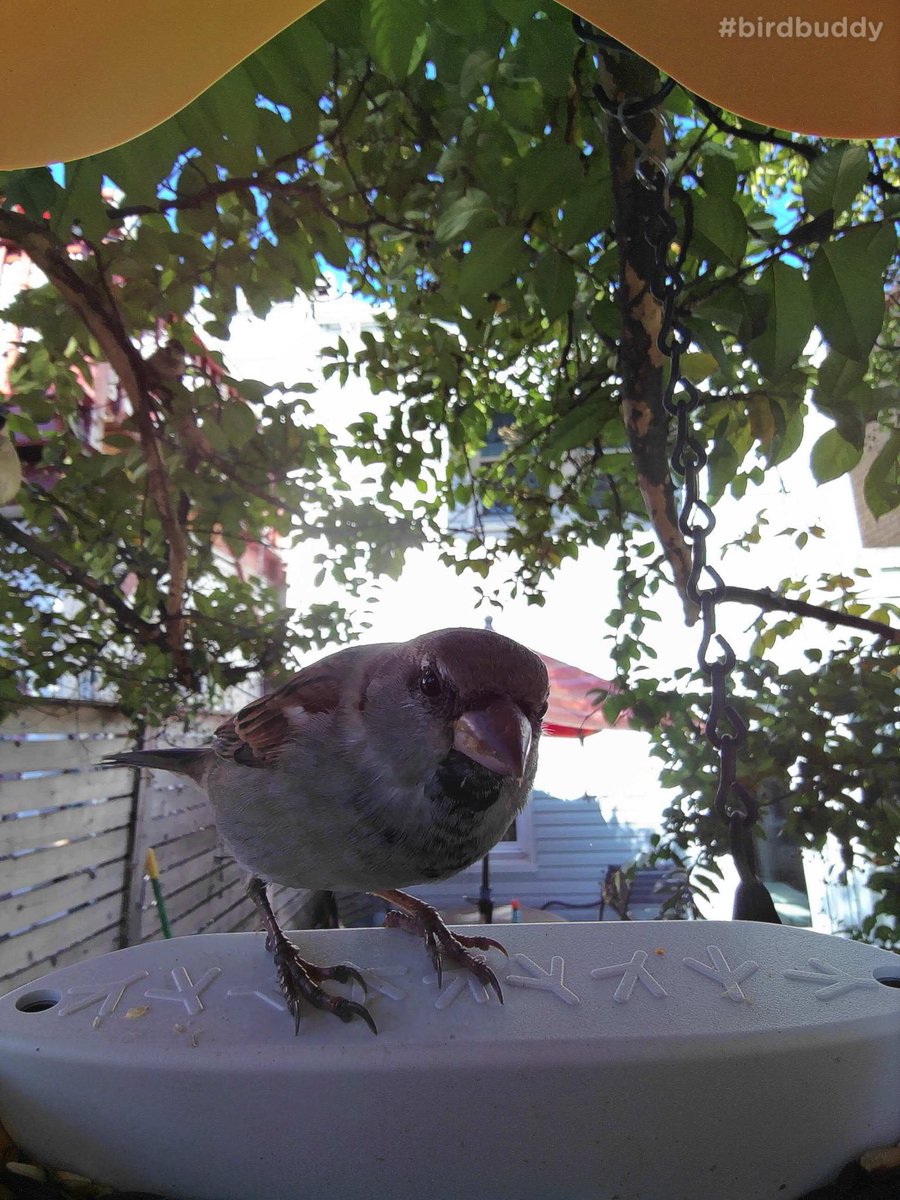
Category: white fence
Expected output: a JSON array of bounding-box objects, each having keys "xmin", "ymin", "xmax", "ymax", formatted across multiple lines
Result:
[{"xmin": 0, "ymin": 700, "xmax": 305, "ymax": 994}]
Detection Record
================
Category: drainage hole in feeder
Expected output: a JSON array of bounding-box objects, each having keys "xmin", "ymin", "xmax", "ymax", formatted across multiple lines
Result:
[{"xmin": 15, "ymin": 989, "xmax": 62, "ymax": 1013}]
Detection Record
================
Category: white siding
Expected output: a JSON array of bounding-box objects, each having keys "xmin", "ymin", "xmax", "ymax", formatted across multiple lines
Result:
[{"xmin": 405, "ymin": 791, "xmax": 653, "ymax": 919}]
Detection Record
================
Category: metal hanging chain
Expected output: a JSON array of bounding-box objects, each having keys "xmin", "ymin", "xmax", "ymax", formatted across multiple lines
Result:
[
  {"xmin": 577, "ymin": 25, "xmax": 781, "ymax": 923},
  {"xmin": 654, "ymin": 186, "xmax": 780, "ymax": 924}
]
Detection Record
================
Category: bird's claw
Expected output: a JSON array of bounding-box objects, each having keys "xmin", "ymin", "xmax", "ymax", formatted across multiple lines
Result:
[
  {"xmin": 308, "ymin": 960, "xmax": 369, "ymax": 997},
  {"xmin": 453, "ymin": 932, "xmax": 508, "ymax": 957},
  {"xmin": 383, "ymin": 901, "xmax": 507, "ymax": 1003},
  {"xmin": 473, "ymin": 959, "xmax": 504, "ymax": 1005},
  {"xmin": 272, "ymin": 938, "xmax": 377, "ymax": 1035},
  {"xmin": 332, "ymin": 995, "xmax": 378, "ymax": 1036},
  {"xmin": 438, "ymin": 940, "xmax": 505, "ymax": 1004}
]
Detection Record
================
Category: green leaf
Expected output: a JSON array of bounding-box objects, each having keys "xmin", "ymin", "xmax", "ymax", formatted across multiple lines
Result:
[
  {"xmin": 693, "ymin": 284, "xmax": 750, "ymax": 336},
  {"xmin": 365, "ymin": 0, "xmax": 427, "ymax": 82},
  {"xmin": 458, "ymin": 226, "xmax": 528, "ymax": 305},
  {"xmin": 102, "ymin": 122, "xmax": 187, "ymax": 205},
  {"xmin": 748, "ymin": 261, "xmax": 814, "ymax": 379},
  {"xmin": 810, "ymin": 223, "xmax": 895, "ymax": 360},
  {"xmin": 434, "ymin": 190, "xmax": 495, "ymax": 243},
  {"xmin": 286, "ymin": 17, "xmax": 336, "ymax": 99},
  {"xmin": 688, "ymin": 318, "xmax": 734, "ymax": 379},
  {"xmin": 863, "ymin": 429, "xmax": 900, "ymax": 519},
  {"xmin": 1, "ymin": 167, "xmax": 60, "ymax": 218},
  {"xmin": 802, "ymin": 144, "xmax": 869, "ymax": 218},
  {"xmin": 492, "ymin": 77, "xmax": 544, "ymax": 134},
  {"xmin": 822, "ymin": 382, "xmax": 870, "ymax": 448},
  {"xmin": 691, "ymin": 194, "xmax": 747, "ymax": 267},
  {"xmin": 558, "ymin": 177, "xmax": 612, "ymax": 246},
  {"xmin": 201, "ymin": 64, "xmax": 261, "ymax": 158},
  {"xmin": 679, "ymin": 352, "xmax": 719, "ymax": 384},
  {"xmin": 533, "ymin": 252, "xmax": 576, "ymax": 321},
  {"xmin": 700, "ymin": 155, "xmax": 737, "ymax": 198},
  {"xmin": 857, "ymin": 218, "xmax": 899, "ymax": 274},
  {"xmin": 437, "ymin": 0, "xmax": 487, "ymax": 37},
  {"xmin": 304, "ymin": 209, "xmax": 350, "ymax": 269},
  {"xmin": 810, "ymin": 428, "xmax": 862, "ymax": 484},
  {"xmin": 544, "ymin": 406, "xmax": 599, "ymax": 453},
  {"xmin": 459, "ymin": 48, "xmax": 497, "ymax": 99},
  {"xmin": 518, "ymin": 19, "xmax": 577, "ymax": 96},
  {"xmin": 492, "ymin": 0, "xmax": 528, "ymax": 23},
  {"xmin": 515, "ymin": 141, "xmax": 584, "ymax": 215},
  {"xmin": 219, "ymin": 401, "xmax": 258, "ymax": 447},
  {"xmin": 768, "ymin": 400, "xmax": 807, "ymax": 467},
  {"xmin": 50, "ymin": 160, "xmax": 109, "ymax": 244},
  {"xmin": 708, "ymin": 439, "xmax": 740, "ymax": 503},
  {"xmin": 816, "ymin": 350, "xmax": 867, "ymax": 401},
  {"xmin": 247, "ymin": 19, "xmax": 332, "ymax": 107}
]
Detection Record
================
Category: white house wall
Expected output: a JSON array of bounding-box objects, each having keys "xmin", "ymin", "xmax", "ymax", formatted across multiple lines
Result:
[{"xmin": 407, "ymin": 791, "xmax": 652, "ymax": 918}]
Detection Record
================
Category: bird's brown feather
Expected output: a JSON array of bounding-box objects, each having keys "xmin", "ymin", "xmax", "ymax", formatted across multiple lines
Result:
[{"xmin": 214, "ymin": 643, "xmax": 393, "ymax": 767}]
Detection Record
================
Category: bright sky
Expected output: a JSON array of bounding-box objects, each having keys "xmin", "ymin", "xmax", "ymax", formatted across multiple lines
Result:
[{"xmin": 222, "ymin": 293, "xmax": 896, "ymax": 841}]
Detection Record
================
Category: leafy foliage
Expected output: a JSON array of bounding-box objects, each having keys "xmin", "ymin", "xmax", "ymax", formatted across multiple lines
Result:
[
  {"xmin": 0, "ymin": 0, "xmax": 897, "ymax": 934},
  {"xmin": 639, "ymin": 645, "xmax": 900, "ymax": 948}
]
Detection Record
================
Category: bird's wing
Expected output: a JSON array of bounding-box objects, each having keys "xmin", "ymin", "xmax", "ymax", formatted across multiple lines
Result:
[{"xmin": 214, "ymin": 643, "xmax": 392, "ymax": 767}]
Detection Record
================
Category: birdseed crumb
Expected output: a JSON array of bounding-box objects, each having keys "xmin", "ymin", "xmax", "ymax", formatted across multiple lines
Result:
[
  {"xmin": 7, "ymin": 1162, "xmax": 46, "ymax": 1182},
  {"xmin": 861, "ymin": 1145, "xmax": 900, "ymax": 1174}
]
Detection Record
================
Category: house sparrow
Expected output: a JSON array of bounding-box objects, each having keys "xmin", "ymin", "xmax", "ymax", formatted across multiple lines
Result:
[{"xmin": 106, "ymin": 627, "xmax": 549, "ymax": 1034}]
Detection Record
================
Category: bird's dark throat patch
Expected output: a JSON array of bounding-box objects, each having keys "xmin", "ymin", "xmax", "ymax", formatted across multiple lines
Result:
[{"xmin": 425, "ymin": 749, "xmax": 504, "ymax": 813}]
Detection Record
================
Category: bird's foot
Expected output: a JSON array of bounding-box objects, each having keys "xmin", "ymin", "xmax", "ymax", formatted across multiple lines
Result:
[
  {"xmin": 270, "ymin": 935, "xmax": 377, "ymax": 1036},
  {"xmin": 381, "ymin": 894, "xmax": 507, "ymax": 1003}
]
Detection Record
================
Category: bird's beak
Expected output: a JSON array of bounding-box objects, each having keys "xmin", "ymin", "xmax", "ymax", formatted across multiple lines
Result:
[{"xmin": 453, "ymin": 697, "xmax": 532, "ymax": 779}]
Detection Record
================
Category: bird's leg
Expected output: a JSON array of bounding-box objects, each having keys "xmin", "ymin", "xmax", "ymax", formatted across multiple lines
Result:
[
  {"xmin": 246, "ymin": 877, "xmax": 376, "ymax": 1035},
  {"xmin": 373, "ymin": 888, "xmax": 508, "ymax": 1003}
]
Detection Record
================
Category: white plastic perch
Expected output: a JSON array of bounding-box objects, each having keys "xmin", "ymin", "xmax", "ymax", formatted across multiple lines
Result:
[{"xmin": 1, "ymin": 921, "xmax": 898, "ymax": 1199}]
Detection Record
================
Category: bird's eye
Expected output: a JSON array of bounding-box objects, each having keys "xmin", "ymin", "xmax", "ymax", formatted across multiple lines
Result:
[{"xmin": 419, "ymin": 667, "xmax": 442, "ymax": 698}]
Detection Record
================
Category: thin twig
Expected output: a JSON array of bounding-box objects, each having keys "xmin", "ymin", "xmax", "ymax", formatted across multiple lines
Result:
[{"xmin": 691, "ymin": 96, "xmax": 899, "ymax": 195}]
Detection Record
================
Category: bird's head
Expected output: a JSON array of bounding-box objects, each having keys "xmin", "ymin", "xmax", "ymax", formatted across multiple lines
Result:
[{"xmin": 368, "ymin": 627, "xmax": 549, "ymax": 783}]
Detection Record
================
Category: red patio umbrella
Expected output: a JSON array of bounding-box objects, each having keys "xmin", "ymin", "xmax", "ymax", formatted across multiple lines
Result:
[{"xmin": 538, "ymin": 652, "xmax": 631, "ymax": 738}]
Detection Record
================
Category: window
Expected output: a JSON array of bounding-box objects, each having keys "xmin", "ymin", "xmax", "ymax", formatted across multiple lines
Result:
[{"xmin": 462, "ymin": 797, "xmax": 536, "ymax": 871}]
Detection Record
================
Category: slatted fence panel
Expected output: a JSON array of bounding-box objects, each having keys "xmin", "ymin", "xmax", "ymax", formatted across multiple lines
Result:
[
  {"xmin": 1, "ymin": 702, "xmax": 314, "ymax": 996},
  {"xmin": 0, "ymin": 701, "xmax": 135, "ymax": 994}
]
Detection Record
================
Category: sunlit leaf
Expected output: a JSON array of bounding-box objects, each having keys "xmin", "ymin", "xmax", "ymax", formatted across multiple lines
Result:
[
  {"xmin": 748, "ymin": 261, "xmax": 814, "ymax": 379},
  {"xmin": 365, "ymin": 0, "xmax": 426, "ymax": 82},
  {"xmin": 810, "ymin": 427, "xmax": 862, "ymax": 483},
  {"xmin": 691, "ymin": 194, "xmax": 747, "ymax": 266},
  {"xmin": 863, "ymin": 429, "xmax": 900, "ymax": 519},
  {"xmin": 810, "ymin": 223, "xmax": 895, "ymax": 360},
  {"xmin": 802, "ymin": 144, "xmax": 869, "ymax": 218},
  {"xmin": 457, "ymin": 226, "xmax": 527, "ymax": 305},
  {"xmin": 533, "ymin": 251, "xmax": 576, "ymax": 320}
]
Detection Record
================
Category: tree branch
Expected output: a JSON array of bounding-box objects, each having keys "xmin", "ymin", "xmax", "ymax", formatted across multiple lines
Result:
[
  {"xmin": 690, "ymin": 96, "xmax": 899, "ymax": 195},
  {"xmin": 598, "ymin": 58, "xmax": 698, "ymax": 624},
  {"xmin": 0, "ymin": 511, "xmax": 162, "ymax": 644},
  {"xmin": 104, "ymin": 67, "xmax": 375, "ymax": 226},
  {"xmin": 0, "ymin": 209, "xmax": 193, "ymax": 683},
  {"xmin": 722, "ymin": 586, "xmax": 900, "ymax": 643},
  {"xmin": 691, "ymin": 95, "xmax": 821, "ymax": 163}
]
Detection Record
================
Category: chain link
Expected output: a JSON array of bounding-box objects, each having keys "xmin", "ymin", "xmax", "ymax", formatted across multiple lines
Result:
[{"xmin": 577, "ymin": 22, "xmax": 780, "ymax": 922}]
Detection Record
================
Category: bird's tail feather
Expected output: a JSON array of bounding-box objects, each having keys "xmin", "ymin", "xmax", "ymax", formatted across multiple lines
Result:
[{"xmin": 103, "ymin": 747, "xmax": 209, "ymax": 780}]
